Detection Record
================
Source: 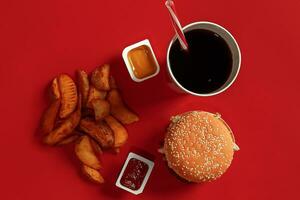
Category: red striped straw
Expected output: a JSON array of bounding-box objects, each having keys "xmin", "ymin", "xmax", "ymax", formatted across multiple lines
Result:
[{"xmin": 165, "ymin": 0, "xmax": 188, "ymax": 50}]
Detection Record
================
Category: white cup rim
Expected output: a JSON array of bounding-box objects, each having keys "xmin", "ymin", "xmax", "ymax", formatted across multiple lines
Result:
[{"xmin": 166, "ymin": 21, "xmax": 241, "ymax": 97}]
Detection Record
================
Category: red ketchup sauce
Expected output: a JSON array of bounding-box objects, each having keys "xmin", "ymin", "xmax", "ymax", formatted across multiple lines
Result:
[{"xmin": 120, "ymin": 158, "xmax": 149, "ymax": 190}]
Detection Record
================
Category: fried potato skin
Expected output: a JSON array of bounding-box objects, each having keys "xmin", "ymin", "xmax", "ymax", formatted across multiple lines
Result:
[
  {"xmin": 86, "ymin": 86, "xmax": 107, "ymax": 108},
  {"xmin": 50, "ymin": 78, "xmax": 61, "ymax": 100},
  {"xmin": 91, "ymin": 65, "xmax": 110, "ymax": 91},
  {"xmin": 104, "ymin": 115, "xmax": 128, "ymax": 148},
  {"xmin": 43, "ymin": 120, "xmax": 74, "ymax": 145},
  {"xmin": 40, "ymin": 67, "xmax": 141, "ymax": 186},
  {"xmin": 81, "ymin": 164, "xmax": 104, "ymax": 184},
  {"xmin": 40, "ymin": 99, "xmax": 61, "ymax": 135},
  {"xmin": 90, "ymin": 139, "xmax": 103, "ymax": 155},
  {"xmin": 43, "ymin": 95, "xmax": 81, "ymax": 145},
  {"xmin": 107, "ymin": 89, "xmax": 139, "ymax": 124},
  {"xmin": 79, "ymin": 118, "xmax": 114, "ymax": 149},
  {"xmin": 109, "ymin": 76, "xmax": 117, "ymax": 89},
  {"xmin": 58, "ymin": 74, "xmax": 78, "ymax": 118},
  {"xmin": 77, "ymin": 70, "xmax": 89, "ymax": 106},
  {"xmin": 75, "ymin": 136, "xmax": 101, "ymax": 169},
  {"xmin": 57, "ymin": 134, "xmax": 80, "ymax": 146},
  {"xmin": 92, "ymin": 99, "xmax": 110, "ymax": 121}
]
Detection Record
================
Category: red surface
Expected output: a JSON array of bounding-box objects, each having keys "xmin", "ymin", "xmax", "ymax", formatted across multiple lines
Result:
[{"xmin": 0, "ymin": 0, "xmax": 300, "ymax": 200}]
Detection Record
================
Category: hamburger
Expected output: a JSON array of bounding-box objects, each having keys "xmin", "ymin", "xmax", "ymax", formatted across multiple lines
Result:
[{"xmin": 161, "ymin": 111, "xmax": 239, "ymax": 183}]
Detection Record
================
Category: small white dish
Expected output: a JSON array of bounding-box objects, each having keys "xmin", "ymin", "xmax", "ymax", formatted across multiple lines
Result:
[
  {"xmin": 115, "ymin": 152, "xmax": 154, "ymax": 195},
  {"xmin": 122, "ymin": 39, "xmax": 160, "ymax": 82}
]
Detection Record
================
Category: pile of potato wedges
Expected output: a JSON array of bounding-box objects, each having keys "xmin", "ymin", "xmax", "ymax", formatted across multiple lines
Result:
[{"xmin": 40, "ymin": 64, "xmax": 139, "ymax": 184}]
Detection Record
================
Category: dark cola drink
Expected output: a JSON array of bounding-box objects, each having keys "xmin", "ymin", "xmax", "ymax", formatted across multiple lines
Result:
[{"xmin": 169, "ymin": 29, "xmax": 233, "ymax": 94}]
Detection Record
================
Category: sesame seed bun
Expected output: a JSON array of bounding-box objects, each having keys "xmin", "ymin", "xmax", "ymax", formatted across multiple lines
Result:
[{"xmin": 164, "ymin": 111, "xmax": 239, "ymax": 183}]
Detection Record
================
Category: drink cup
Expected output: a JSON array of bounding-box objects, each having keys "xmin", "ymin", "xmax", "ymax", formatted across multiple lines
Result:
[{"xmin": 166, "ymin": 21, "xmax": 241, "ymax": 96}]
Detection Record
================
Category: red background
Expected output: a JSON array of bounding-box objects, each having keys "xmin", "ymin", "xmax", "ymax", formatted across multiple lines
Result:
[{"xmin": 1, "ymin": 0, "xmax": 300, "ymax": 199}]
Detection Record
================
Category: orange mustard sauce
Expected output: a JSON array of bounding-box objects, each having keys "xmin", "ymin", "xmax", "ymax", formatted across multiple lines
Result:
[{"xmin": 127, "ymin": 45, "xmax": 157, "ymax": 79}]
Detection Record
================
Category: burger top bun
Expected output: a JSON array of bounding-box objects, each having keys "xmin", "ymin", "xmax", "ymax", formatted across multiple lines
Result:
[{"xmin": 164, "ymin": 111, "xmax": 239, "ymax": 183}]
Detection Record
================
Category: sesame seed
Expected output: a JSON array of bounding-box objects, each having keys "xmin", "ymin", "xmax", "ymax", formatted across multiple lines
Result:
[{"xmin": 164, "ymin": 111, "xmax": 236, "ymax": 182}]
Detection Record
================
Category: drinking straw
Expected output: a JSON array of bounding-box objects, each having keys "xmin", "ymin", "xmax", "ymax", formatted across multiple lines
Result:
[{"xmin": 165, "ymin": 0, "xmax": 189, "ymax": 50}]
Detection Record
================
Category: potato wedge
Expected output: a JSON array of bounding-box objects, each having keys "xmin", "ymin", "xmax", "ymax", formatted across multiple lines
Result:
[
  {"xmin": 75, "ymin": 136, "xmax": 101, "ymax": 169},
  {"xmin": 49, "ymin": 78, "xmax": 61, "ymax": 100},
  {"xmin": 44, "ymin": 95, "xmax": 81, "ymax": 145},
  {"xmin": 58, "ymin": 74, "xmax": 78, "ymax": 118},
  {"xmin": 77, "ymin": 70, "xmax": 89, "ymax": 106},
  {"xmin": 40, "ymin": 99, "xmax": 60, "ymax": 135},
  {"xmin": 43, "ymin": 118, "xmax": 76, "ymax": 145},
  {"xmin": 109, "ymin": 76, "xmax": 117, "ymax": 89},
  {"xmin": 87, "ymin": 86, "xmax": 107, "ymax": 108},
  {"xmin": 90, "ymin": 138, "xmax": 103, "ymax": 155},
  {"xmin": 107, "ymin": 89, "xmax": 139, "ymax": 124},
  {"xmin": 79, "ymin": 118, "xmax": 114, "ymax": 149},
  {"xmin": 92, "ymin": 99, "xmax": 110, "ymax": 121},
  {"xmin": 91, "ymin": 65, "xmax": 110, "ymax": 91},
  {"xmin": 104, "ymin": 115, "xmax": 128, "ymax": 148},
  {"xmin": 81, "ymin": 164, "xmax": 104, "ymax": 184},
  {"xmin": 57, "ymin": 134, "xmax": 80, "ymax": 146},
  {"xmin": 54, "ymin": 118, "xmax": 64, "ymax": 128}
]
